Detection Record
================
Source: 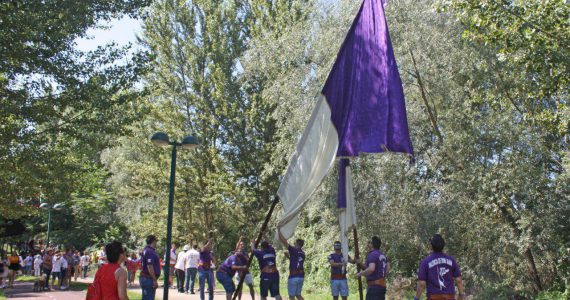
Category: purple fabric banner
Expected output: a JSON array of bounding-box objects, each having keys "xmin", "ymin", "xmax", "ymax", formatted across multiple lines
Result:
[
  {"xmin": 322, "ymin": 0, "xmax": 414, "ymax": 158},
  {"xmin": 338, "ymin": 159, "xmax": 350, "ymax": 208}
]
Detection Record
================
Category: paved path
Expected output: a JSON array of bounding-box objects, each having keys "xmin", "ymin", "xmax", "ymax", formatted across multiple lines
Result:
[
  {"xmin": 3, "ymin": 281, "xmax": 85, "ymax": 299},
  {"xmin": 6, "ymin": 277, "xmax": 259, "ymax": 300}
]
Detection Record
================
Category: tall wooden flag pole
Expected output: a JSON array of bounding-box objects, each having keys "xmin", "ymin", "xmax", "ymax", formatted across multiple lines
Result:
[
  {"xmin": 353, "ymin": 227, "xmax": 364, "ymax": 300},
  {"xmin": 232, "ymin": 197, "xmax": 279, "ymax": 300}
]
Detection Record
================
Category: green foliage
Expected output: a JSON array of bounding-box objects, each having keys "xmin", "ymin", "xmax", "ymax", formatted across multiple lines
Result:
[{"xmin": 0, "ymin": 0, "xmax": 150, "ymax": 217}]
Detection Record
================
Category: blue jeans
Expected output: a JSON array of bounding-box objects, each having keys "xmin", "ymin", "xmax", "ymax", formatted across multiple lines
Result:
[
  {"xmin": 185, "ymin": 267, "xmax": 197, "ymax": 292},
  {"xmin": 82, "ymin": 266, "xmax": 89, "ymax": 278},
  {"xmin": 198, "ymin": 269, "xmax": 214, "ymax": 300},
  {"xmin": 43, "ymin": 268, "xmax": 51, "ymax": 288},
  {"xmin": 140, "ymin": 276, "xmax": 157, "ymax": 300},
  {"xmin": 288, "ymin": 277, "xmax": 304, "ymax": 296}
]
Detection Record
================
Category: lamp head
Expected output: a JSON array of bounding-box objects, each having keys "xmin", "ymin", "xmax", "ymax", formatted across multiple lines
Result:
[
  {"xmin": 53, "ymin": 203, "xmax": 64, "ymax": 211},
  {"xmin": 181, "ymin": 135, "xmax": 199, "ymax": 150},
  {"xmin": 39, "ymin": 203, "xmax": 49, "ymax": 210},
  {"xmin": 151, "ymin": 132, "xmax": 170, "ymax": 147}
]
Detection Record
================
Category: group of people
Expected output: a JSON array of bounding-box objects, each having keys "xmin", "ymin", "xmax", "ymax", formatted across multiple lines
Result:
[
  {"xmin": 86, "ymin": 232, "xmax": 465, "ymax": 300},
  {"xmin": 0, "ymin": 247, "xmax": 92, "ymax": 290},
  {"xmin": 39, "ymin": 248, "xmax": 93, "ymax": 290}
]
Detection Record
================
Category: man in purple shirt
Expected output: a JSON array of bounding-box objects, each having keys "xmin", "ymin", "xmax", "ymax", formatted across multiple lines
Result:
[
  {"xmin": 198, "ymin": 239, "xmax": 215, "ymax": 300},
  {"xmin": 355, "ymin": 236, "xmax": 389, "ymax": 300},
  {"xmin": 415, "ymin": 234, "xmax": 465, "ymax": 300},
  {"xmin": 278, "ymin": 231, "xmax": 305, "ymax": 300},
  {"xmin": 328, "ymin": 241, "xmax": 351, "ymax": 300},
  {"xmin": 234, "ymin": 238, "xmax": 255, "ymax": 300},
  {"xmin": 140, "ymin": 235, "xmax": 160, "ymax": 300},
  {"xmin": 252, "ymin": 238, "xmax": 282, "ymax": 300},
  {"xmin": 216, "ymin": 251, "xmax": 248, "ymax": 300}
]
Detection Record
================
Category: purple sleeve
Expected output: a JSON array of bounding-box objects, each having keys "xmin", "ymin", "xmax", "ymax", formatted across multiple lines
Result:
[
  {"xmin": 288, "ymin": 245, "xmax": 296, "ymax": 255},
  {"xmin": 417, "ymin": 259, "xmax": 428, "ymax": 281},
  {"xmin": 452, "ymin": 258, "xmax": 461, "ymax": 278}
]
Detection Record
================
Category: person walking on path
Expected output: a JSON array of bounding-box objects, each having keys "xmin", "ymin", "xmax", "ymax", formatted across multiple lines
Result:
[
  {"xmin": 92, "ymin": 241, "xmax": 129, "ymax": 300},
  {"xmin": 7, "ymin": 251, "xmax": 21, "ymax": 288},
  {"xmin": 175, "ymin": 245, "xmax": 188, "ymax": 293},
  {"xmin": 198, "ymin": 239, "xmax": 215, "ymax": 300},
  {"xmin": 185, "ymin": 244, "xmax": 200, "ymax": 294},
  {"xmin": 60, "ymin": 251, "xmax": 69, "ymax": 290},
  {"xmin": 252, "ymin": 237, "xmax": 282, "ymax": 300},
  {"xmin": 51, "ymin": 251, "xmax": 64, "ymax": 290},
  {"xmin": 414, "ymin": 234, "xmax": 465, "ymax": 300},
  {"xmin": 33, "ymin": 254, "xmax": 42, "ymax": 276},
  {"xmin": 328, "ymin": 241, "xmax": 353, "ymax": 300},
  {"xmin": 234, "ymin": 238, "xmax": 255, "ymax": 300},
  {"xmin": 24, "ymin": 253, "xmax": 33, "ymax": 275},
  {"xmin": 140, "ymin": 235, "xmax": 161, "ymax": 300},
  {"xmin": 98, "ymin": 246, "xmax": 107, "ymax": 268},
  {"xmin": 216, "ymin": 248, "xmax": 248, "ymax": 300},
  {"xmin": 278, "ymin": 232, "xmax": 305, "ymax": 300},
  {"xmin": 42, "ymin": 249, "xmax": 54, "ymax": 290},
  {"xmin": 355, "ymin": 236, "xmax": 389, "ymax": 300},
  {"xmin": 80, "ymin": 251, "xmax": 91, "ymax": 279},
  {"xmin": 126, "ymin": 253, "xmax": 140, "ymax": 287},
  {"xmin": 72, "ymin": 250, "xmax": 81, "ymax": 281}
]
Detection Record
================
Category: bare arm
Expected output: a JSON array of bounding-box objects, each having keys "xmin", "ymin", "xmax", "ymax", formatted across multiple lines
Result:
[
  {"xmin": 329, "ymin": 259, "xmax": 345, "ymax": 267},
  {"xmin": 202, "ymin": 239, "xmax": 212, "ymax": 252},
  {"xmin": 147, "ymin": 264, "xmax": 158, "ymax": 288},
  {"xmin": 455, "ymin": 277, "xmax": 465, "ymax": 299},
  {"xmin": 115, "ymin": 268, "xmax": 129, "ymax": 300},
  {"xmin": 414, "ymin": 280, "xmax": 426, "ymax": 299},
  {"xmin": 356, "ymin": 262, "xmax": 375, "ymax": 278},
  {"xmin": 277, "ymin": 230, "xmax": 289, "ymax": 248},
  {"xmin": 385, "ymin": 261, "xmax": 390, "ymax": 276}
]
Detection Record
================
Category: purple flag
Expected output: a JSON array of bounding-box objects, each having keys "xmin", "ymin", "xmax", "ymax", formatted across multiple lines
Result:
[
  {"xmin": 275, "ymin": 0, "xmax": 413, "ymax": 243},
  {"xmin": 322, "ymin": 0, "xmax": 413, "ymax": 158}
]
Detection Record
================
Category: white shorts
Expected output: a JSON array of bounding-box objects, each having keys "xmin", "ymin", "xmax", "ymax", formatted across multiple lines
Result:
[{"xmin": 234, "ymin": 272, "xmax": 253, "ymax": 285}]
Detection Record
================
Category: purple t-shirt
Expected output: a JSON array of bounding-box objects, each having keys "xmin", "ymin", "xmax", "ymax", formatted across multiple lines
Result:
[
  {"xmin": 218, "ymin": 254, "xmax": 243, "ymax": 277},
  {"xmin": 328, "ymin": 252, "xmax": 346, "ymax": 278},
  {"xmin": 141, "ymin": 246, "xmax": 161, "ymax": 278},
  {"xmin": 198, "ymin": 250, "xmax": 212, "ymax": 271},
  {"xmin": 253, "ymin": 246, "xmax": 278, "ymax": 280},
  {"xmin": 365, "ymin": 249, "xmax": 387, "ymax": 288},
  {"xmin": 235, "ymin": 251, "xmax": 250, "ymax": 275},
  {"xmin": 418, "ymin": 252, "xmax": 461, "ymax": 296},
  {"xmin": 288, "ymin": 245, "xmax": 305, "ymax": 278}
]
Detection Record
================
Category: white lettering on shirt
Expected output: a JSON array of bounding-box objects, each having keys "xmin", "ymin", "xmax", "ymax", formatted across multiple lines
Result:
[{"xmin": 428, "ymin": 257, "xmax": 452, "ymax": 268}]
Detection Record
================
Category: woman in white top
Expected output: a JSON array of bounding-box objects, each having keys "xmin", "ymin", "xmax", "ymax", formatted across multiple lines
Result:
[
  {"xmin": 33, "ymin": 255, "xmax": 42, "ymax": 276},
  {"xmin": 80, "ymin": 252, "xmax": 91, "ymax": 279},
  {"xmin": 51, "ymin": 253, "xmax": 63, "ymax": 290}
]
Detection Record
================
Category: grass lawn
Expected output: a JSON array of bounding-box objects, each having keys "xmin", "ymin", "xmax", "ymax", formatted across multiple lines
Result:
[
  {"xmin": 128, "ymin": 290, "xmax": 142, "ymax": 300},
  {"xmin": 0, "ymin": 289, "xmax": 5, "ymax": 300}
]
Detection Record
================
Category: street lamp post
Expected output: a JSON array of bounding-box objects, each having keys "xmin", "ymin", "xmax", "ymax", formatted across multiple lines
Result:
[
  {"xmin": 39, "ymin": 203, "xmax": 64, "ymax": 248},
  {"xmin": 151, "ymin": 132, "xmax": 199, "ymax": 300}
]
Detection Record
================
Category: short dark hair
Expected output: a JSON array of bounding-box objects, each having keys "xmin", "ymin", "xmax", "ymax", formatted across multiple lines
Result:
[
  {"xmin": 193, "ymin": 245, "xmax": 198, "ymax": 249},
  {"xmin": 260, "ymin": 241, "xmax": 269, "ymax": 250},
  {"xmin": 371, "ymin": 236, "xmax": 381, "ymax": 249},
  {"xmin": 146, "ymin": 235, "xmax": 157, "ymax": 245},
  {"xmin": 295, "ymin": 239, "xmax": 304, "ymax": 248},
  {"xmin": 105, "ymin": 241, "xmax": 125, "ymax": 263},
  {"xmin": 430, "ymin": 234, "xmax": 445, "ymax": 252}
]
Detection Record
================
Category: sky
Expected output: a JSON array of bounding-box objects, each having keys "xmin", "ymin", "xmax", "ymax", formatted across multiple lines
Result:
[{"xmin": 75, "ymin": 17, "xmax": 143, "ymax": 52}]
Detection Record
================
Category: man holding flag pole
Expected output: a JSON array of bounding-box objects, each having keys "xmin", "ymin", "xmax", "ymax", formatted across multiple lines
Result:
[{"xmin": 235, "ymin": 0, "xmax": 414, "ymax": 298}]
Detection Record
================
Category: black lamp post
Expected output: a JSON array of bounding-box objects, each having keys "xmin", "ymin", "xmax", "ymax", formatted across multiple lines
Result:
[
  {"xmin": 151, "ymin": 132, "xmax": 199, "ymax": 300},
  {"xmin": 39, "ymin": 202, "xmax": 64, "ymax": 248}
]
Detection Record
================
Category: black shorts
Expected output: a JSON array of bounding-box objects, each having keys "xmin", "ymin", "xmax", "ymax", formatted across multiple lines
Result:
[
  {"xmin": 8, "ymin": 263, "xmax": 21, "ymax": 271},
  {"xmin": 259, "ymin": 277, "xmax": 280, "ymax": 298}
]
